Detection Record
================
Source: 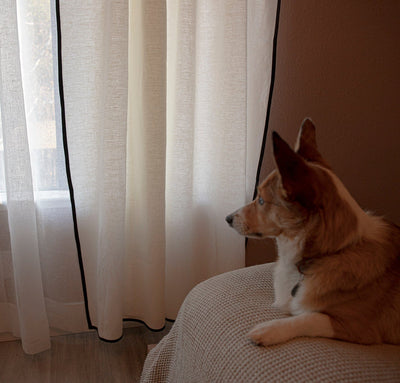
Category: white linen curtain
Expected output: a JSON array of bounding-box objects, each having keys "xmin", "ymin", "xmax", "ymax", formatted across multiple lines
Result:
[
  {"xmin": 0, "ymin": 0, "xmax": 88, "ymax": 354},
  {"xmin": 165, "ymin": 0, "xmax": 279, "ymax": 318},
  {"xmin": 0, "ymin": 0, "xmax": 278, "ymax": 353},
  {"xmin": 61, "ymin": 0, "xmax": 278, "ymax": 338}
]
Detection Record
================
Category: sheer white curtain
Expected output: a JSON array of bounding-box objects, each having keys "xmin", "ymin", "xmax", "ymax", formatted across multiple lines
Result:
[
  {"xmin": 61, "ymin": 0, "xmax": 277, "ymax": 338},
  {"xmin": 59, "ymin": 0, "xmax": 130, "ymax": 341},
  {"xmin": 165, "ymin": 0, "xmax": 279, "ymax": 318},
  {"xmin": 0, "ymin": 0, "xmax": 87, "ymax": 354},
  {"xmin": 0, "ymin": 0, "xmax": 278, "ymax": 353},
  {"xmin": 166, "ymin": 0, "xmax": 248, "ymax": 317}
]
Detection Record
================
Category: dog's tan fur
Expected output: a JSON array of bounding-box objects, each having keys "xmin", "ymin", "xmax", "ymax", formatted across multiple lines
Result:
[{"xmin": 226, "ymin": 119, "xmax": 400, "ymax": 346}]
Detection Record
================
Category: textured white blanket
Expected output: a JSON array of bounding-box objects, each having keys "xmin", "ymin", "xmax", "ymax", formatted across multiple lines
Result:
[{"xmin": 141, "ymin": 263, "xmax": 400, "ymax": 382}]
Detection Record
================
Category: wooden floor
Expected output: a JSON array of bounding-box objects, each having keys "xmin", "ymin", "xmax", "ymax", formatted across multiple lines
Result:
[{"xmin": 0, "ymin": 323, "xmax": 172, "ymax": 383}]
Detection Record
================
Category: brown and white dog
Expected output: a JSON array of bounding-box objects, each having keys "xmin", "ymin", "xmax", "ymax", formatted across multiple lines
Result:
[{"xmin": 226, "ymin": 119, "xmax": 400, "ymax": 346}]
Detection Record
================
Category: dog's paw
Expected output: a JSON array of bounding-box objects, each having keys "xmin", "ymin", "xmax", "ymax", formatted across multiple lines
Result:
[
  {"xmin": 271, "ymin": 300, "xmax": 290, "ymax": 314},
  {"xmin": 248, "ymin": 319, "xmax": 292, "ymax": 347},
  {"xmin": 271, "ymin": 301, "xmax": 281, "ymax": 309}
]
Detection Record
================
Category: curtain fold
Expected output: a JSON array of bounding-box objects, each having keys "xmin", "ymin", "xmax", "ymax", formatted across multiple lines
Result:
[
  {"xmin": 165, "ymin": 0, "xmax": 248, "ymax": 318},
  {"xmin": 0, "ymin": 0, "xmax": 278, "ymax": 352},
  {"xmin": 125, "ymin": 0, "xmax": 167, "ymax": 330},
  {"xmin": 0, "ymin": 0, "xmax": 50, "ymax": 355},
  {"xmin": 59, "ymin": 0, "xmax": 129, "ymax": 340}
]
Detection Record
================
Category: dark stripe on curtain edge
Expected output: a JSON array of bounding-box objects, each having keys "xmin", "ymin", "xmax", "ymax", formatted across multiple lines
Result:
[
  {"xmin": 96, "ymin": 319, "xmax": 174, "ymax": 343},
  {"xmin": 246, "ymin": 0, "xmax": 281, "ymax": 248},
  {"xmin": 54, "ymin": 1, "xmax": 174, "ymax": 341},
  {"xmin": 97, "ymin": 319, "xmax": 176, "ymax": 343},
  {"xmin": 97, "ymin": 318, "xmax": 176, "ymax": 343},
  {"xmin": 54, "ymin": 0, "xmax": 94, "ymax": 331},
  {"xmin": 252, "ymin": 0, "xmax": 281, "ymax": 199}
]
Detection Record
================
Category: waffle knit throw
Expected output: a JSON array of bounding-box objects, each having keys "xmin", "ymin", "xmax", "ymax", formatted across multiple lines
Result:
[{"xmin": 141, "ymin": 263, "xmax": 400, "ymax": 382}]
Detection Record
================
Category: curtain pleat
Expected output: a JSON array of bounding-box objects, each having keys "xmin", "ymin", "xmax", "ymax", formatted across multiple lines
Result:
[
  {"xmin": 165, "ymin": 0, "xmax": 248, "ymax": 318},
  {"xmin": 59, "ymin": 0, "xmax": 129, "ymax": 340},
  {"xmin": 0, "ymin": 0, "xmax": 50, "ymax": 355},
  {"xmin": 124, "ymin": 0, "xmax": 167, "ymax": 330},
  {"xmin": 0, "ymin": 0, "xmax": 88, "ymax": 354}
]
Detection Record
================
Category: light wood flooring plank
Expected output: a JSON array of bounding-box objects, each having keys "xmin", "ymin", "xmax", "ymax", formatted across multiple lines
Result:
[{"xmin": 0, "ymin": 323, "xmax": 171, "ymax": 383}]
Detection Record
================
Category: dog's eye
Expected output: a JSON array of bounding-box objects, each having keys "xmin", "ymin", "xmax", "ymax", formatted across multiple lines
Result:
[{"xmin": 258, "ymin": 196, "xmax": 264, "ymax": 205}]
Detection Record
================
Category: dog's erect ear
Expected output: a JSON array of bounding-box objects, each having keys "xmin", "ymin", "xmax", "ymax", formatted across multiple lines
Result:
[
  {"xmin": 273, "ymin": 131, "xmax": 317, "ymax": 207},
  {"xmin": 295, "ymin": 118, "xmax": 330, "ymax": 168}
]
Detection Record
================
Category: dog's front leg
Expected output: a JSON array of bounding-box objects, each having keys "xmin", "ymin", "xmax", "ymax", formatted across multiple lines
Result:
[{"xmin": 248, "ymin": 312, "xmax": 334, "ymax": 346}]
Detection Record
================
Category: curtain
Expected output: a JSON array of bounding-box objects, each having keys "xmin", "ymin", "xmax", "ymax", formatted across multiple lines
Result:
[
  {"xmin": 0, "ymin": 0, "xmax": 278, "ymax": 353},
  {"xmin": 0, "ymin": 0, "xmax": 87, "ymax": 354}
]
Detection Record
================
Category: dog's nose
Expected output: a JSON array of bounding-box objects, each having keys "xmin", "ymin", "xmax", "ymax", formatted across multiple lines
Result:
[{"xmin": 225, "ymin": 214, "xmax": 234, "ymax": 226}]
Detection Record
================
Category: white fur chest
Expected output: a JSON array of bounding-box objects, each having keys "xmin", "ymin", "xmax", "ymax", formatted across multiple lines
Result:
[{"xmin": 272, "ymin": 235, "xmax": 304, "ymax": 313}]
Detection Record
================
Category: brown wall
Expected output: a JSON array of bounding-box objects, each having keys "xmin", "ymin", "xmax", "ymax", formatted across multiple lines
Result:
[{"xmin": 247, "ymin": 1, "xmax": 400, "ymax": 266}]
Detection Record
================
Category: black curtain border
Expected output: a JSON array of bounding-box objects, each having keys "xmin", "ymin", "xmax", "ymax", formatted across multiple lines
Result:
[
  {"xmin": 252, "ymin": 0, "xmax": 281, "ymax": 200},
  {"xmin": 54, "ymin": 0, "xmax": 94, "ymax": 331},
  {"xmin": 98, "ymin": 318, "xmax": 176, "ymax": 343},
  {"xmin": 246, "ymin": 0, "xmax": 281, "ymax": 249},
  {"xmin": 100, "ymin": 318, "xmax": 176, "ymax": 343}
]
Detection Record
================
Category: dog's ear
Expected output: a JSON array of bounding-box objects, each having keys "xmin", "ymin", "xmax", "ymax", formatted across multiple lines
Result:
[
  {"xmin": 295, "ymin": 118, "xmax": 330, "ymax": 168},
  {"xmin": 273, "ymin": 131, "xmax": 317, "ymax": 208}
]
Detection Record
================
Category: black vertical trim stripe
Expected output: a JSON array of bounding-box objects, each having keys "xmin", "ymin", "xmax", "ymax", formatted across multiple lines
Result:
[
  {"xmin": 246, "ymin": 0, "xmax": 281, "ymax": 249},
  {"xmin": 54, "ymin": 0, "xmax": 94, "ymax": 330},
  {"xmin": 252, "ymin": 0, "xmax": 281, "ymax": 200}
]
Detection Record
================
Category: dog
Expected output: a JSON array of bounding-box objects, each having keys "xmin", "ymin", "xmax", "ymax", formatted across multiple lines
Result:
[{"xmin": 226, "ymin": 119, "xmax": 400, "ymax": 346}]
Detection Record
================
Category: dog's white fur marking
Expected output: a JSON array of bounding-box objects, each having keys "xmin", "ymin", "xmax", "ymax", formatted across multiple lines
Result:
[
  {"xmin": 273, "ymin": 235, "xmax": 303, "ymax": 312},
  {"xmin": 248, "ymin": 312, "xmax": 334, "ymax": 346}
]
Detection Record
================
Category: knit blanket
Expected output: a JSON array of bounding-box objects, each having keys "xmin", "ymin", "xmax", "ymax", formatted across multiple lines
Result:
[{"xmin": 141, "ymin": 263, "xmax": 400, "ymax": 382}]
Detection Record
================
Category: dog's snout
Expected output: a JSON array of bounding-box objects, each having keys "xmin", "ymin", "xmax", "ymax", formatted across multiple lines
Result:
[{"xmin": 225, "ymin": 214, "xmax": 234, "ymax": 226}]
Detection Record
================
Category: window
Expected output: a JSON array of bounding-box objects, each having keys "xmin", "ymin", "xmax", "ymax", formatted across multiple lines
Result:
[{"xmin": 0, "ymin": 0, "xmax": 67, "ymax": 204}]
